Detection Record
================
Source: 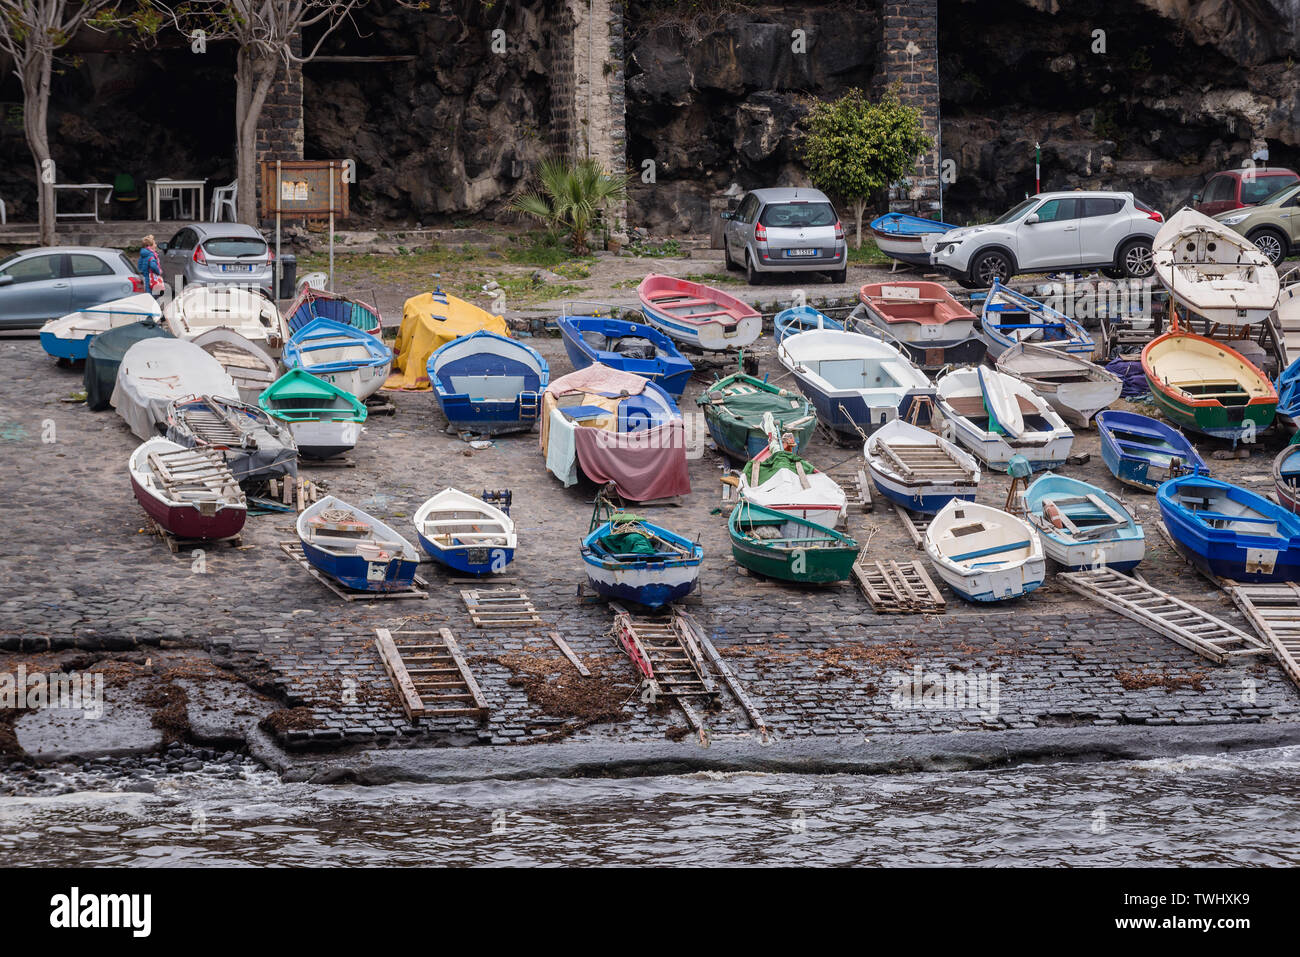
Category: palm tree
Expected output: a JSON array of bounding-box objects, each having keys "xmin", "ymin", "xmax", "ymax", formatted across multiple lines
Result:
[{"xmin": 510, "ymin": 156, "xmax": 629, "ymax": 255}]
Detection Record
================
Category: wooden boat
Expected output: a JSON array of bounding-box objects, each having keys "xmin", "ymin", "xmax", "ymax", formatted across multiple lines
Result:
[
  {"xmin": 164, "ymin": 285, "xmax": 289, "ymax": 355},
  {"xmin": 1158, "ymin": 474, "xmax": 1300, "ymax": 583},
  {"xmin": 1094, "ymin": 410, "xmax": 1209, "ymax": 492},
  {"xmin": 258, "ymin": 368, "xmax": 367, "ymax": 459},
  {"xmin": 853, "ymin": 280, "xmax": 985, "ymax": 370},
  {"xmin": 296, "ymin": 495, "xmax": 421, "ymax": 592},
  {"xmin": 283, "ymin": 286, "xmax": 382, "ymax": 337},
  {"xmin": 934, "ymin": 366, "xmax": 1074, "ymax": 470},
  {"xmin": 979, "ymin": 279, "xmax": 1095, "ymax": 359},
  {"xmin": 773, "ymin": 305, "xmax": 842, "ymax": 345},
  {"xmin": 868, "ymin": 212, "xmax": 956, "ymax": 266},
  {"xmin": 110, "ymin": 338, "xmax": 239, "ymax": 440},
  {"xmin": 1142, "ymin": 325, "xmax": 1277, "ymax": 441},
  {"xmin": 995, "ymin": 342, "xmax": 1123, "ymax": 428},
  {"xmin": 777, "ymin": 328, "xmax": 935, "ymax": 439},
  {"xmin": 427, "ymin": 330, "xmax": 549, "ymax": 435},
  {"xmin": 191, "ymin": 327, "xmax": 279, "ymax": 404},
  {"xmin": 727, "ymin": 500, "xmax": 858, "ymax": 584},
  {"xmin": 414, "ymin": 488, "xmax": 516, "ymax": 575},
  {"xmin": 166, "ymin": 395, "xmax": 298, "ymax": 484},
  {"xmin": 737, "ymin": 444, "xmax": 847, "ymax": 530},
  {"xmin": 697, "ymin": 368, "xmax": 816, "ymax": 461},
  {"xmin": 1276, "ymin": 353, "xmax": 1300, "ymax": 421},
  {"xmin": 864, "ymin": 418, "xmax": 980, "ymax": 514},
  {"xmin": 1023, "ymin": 473, "xmax": 1145, "ymax": 571},
  {"xmin": 128, "ymin": 436, "xmax": 247, "ymax": 540},
  {"xmin": 283, "ymin": 317, "xmax": 394, "ymax": 401},
  {"xmin": 581, "ymin": 487, "xmax": 703, "ymax": 607},
  {"xmin": 1273, "ymin": 267, "xmax": 1300, "ymax": 365},
  {"xmin": 556, "ymin": 313, "xmax": 693, "ymax": 399},
  {"xmin": 1154, "ymin": 207, "xmax": 1280, "ymax": 326},
  {"xmin": 40, "ymin": 294, "xmax": 161, "ymax": 362},
  {"xmin": 1274, "ymin": 444, "xmax": 1300, "ymax": 513},
  {"xmin": 637, "ymin": 273, "xmax": 761, "ymax": 350},
  {"xmin": 923, "ymin": 500, "xmax": 1045, "ymax": 603}
]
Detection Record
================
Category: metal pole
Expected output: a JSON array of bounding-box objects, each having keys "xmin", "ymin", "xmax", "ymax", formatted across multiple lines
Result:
[
  {"xmin": 275, "ymin": 160, "xmax": 282, "ymax": 301},
  {"xmin": 329, "ymin": 162, "xmax": 335, "ymax": 293}
]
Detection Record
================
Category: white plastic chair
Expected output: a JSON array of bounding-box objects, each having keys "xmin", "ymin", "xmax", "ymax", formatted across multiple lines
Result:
[
  {"xmin": 209, "ymin": 181, "xmax": 237, "ymax": 222},
  {"xmin": 299, "ymin": 272, "xmax": 329, "ymax": 291}
]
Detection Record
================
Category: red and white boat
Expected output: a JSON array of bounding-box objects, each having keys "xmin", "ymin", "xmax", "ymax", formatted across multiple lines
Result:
[
  {"xmin": 638, "ymin": 273, "xmax": 761, "ymax": 350},
  {"xmin": 852, "ymin": 280, "xmax": 985, "ymax": 369},
  {"xmin": 128, "ymin": 437, "xmax": 247, "ymax": 540},
  {"xmin": 735, "ymin": 414, "xmax": 846, "ymax": 528}
]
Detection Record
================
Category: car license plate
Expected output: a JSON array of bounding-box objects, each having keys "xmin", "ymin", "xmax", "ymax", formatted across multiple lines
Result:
[
  {"xmin": 785, "ymin": 249, "xmax": 817, "ymax": 257},
  {"xmin": 221, "ymin": 264, "xmax": 254, "ymax": 272}
]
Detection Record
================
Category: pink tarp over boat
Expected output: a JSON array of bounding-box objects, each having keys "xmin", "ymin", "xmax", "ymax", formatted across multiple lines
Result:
[{"xmin": 541, "ymin": 364, "xmax": 690, "ymax": 501}]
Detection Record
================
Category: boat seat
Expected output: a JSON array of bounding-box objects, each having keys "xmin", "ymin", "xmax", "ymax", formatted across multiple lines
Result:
[
  {"xmin": 949, "ymin": 539, "xmax": 1031, "ymax": 562},
  {"xmin": 1185, "ymin": 510, "xmax": 1278, "ymax": 525},
  {"xmin": 1116, "ymin": 438, "xmax": 1180, "ymax": 457}
]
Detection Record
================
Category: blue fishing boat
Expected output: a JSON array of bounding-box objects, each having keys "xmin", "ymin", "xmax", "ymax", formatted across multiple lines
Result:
[
  {"xmin": 869, "ymin": 212, "xmax": 956, "ymax": 266},
  {"xmin": 283, "ymin": 318, "xmax": 394, "ymax": 400},
  {"xmin": 773, "ymin": 305, "xmax": 843, "ymax": 345},
  {"xmin": 427, "ymin": 330, "xmax": 549, "ymax": 435},
  {"xmin": 1094, "ymin": 410, "xmax": 1209, "ymax": 493},
  {"xmin": 296, "ymin": 495, "xmax": 421, "ymax": 592},
  {"xmin": 556, "ymin": 314, "xmax": 693, "ymax": 399},
  {"xmin": 1158, "ymin": 475, "xmax": 1300, "ymax": 583},
  {"xmin": 1276, "ymin": 354, "xmax": 1300, "ymax": 421},
  {"xmin": 1024, "ymin": 473, "xmax": 1145, "ymax": 572},
  {"xmin": 979, "ymin": 279, "xmax": 1094, "ymax": 359},
  {"xmin": 413, "ymin": 488, "xmax": 516, "ymax": 575},
  {"xmin": 581, "ymin": 487, "xmax": 703, "ymax": 607},
  {"xmin": 283, "ymin": 286, "xmax": 383, "ymax": 336}
]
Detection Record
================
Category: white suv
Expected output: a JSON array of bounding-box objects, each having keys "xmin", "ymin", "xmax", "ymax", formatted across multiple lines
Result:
[{"xmin": 930, "ymin": 191, "xmax": 1163, "ymax": 288}]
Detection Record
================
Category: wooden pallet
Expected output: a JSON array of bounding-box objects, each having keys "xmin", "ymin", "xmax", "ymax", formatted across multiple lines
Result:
[
  {"xmin": 147, "ymin": 518, "xmax": 242, "ymax": 553},
  {"xmin": 375, "ymin": 626, "xmax": 488, "ymax": 720},
  {"xmin": 894, "ymin": 504, "xmax": 932, "ymax": 549},
  {"xmin": 279, "ymin": 541, "xmax": 430, "ymax": 601},
  {"xmin": 1221, "ymin": 581, "xmax": 1300, "ymax": 690},
  {"xmin": 460, "ymin": 587, "xmax": 544, "ymax": 627},
  {"xmin": 677, "ymin": 611, "xmax": 767, "ymax": 736},
  {"xmin": 146, "ymin": 446, "xmax": 243, "ymax": 501},
  {"xmin": 824, "ymin": 460, "xmax": 874, "ymax": 513},
  {"xmin": 1056, "ymin": 567, "xmax": 1269, "ymax": 664},
  {"xmin": 853, "ymin": 556, "xmax": 945, "ymax": 614},
  {"xmin": 612, "ymin": 606, "xmax": 718, "ymax": 736}
]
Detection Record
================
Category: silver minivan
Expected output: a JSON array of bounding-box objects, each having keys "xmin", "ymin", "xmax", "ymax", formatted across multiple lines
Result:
[{"xmin": 722, "ymin": 187, "xmax": 848, "ymax": 284}]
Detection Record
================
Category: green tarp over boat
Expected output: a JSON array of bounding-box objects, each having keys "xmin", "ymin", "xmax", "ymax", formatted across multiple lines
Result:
[
  {"xmin": 744, "ymin": 450, "xmax": 821, "ymax": 486},
  {"xmin": 84, "ymin": 319, "xmax": 173, "ymax": 412}
]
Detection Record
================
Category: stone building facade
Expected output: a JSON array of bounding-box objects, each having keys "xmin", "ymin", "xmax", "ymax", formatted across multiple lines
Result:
[{"xmin": 880, "ymin": 0, "xmax": 942, "ymax": 216}]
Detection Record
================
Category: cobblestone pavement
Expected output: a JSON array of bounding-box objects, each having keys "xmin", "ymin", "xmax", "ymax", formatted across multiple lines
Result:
[{"xmin": 2, "ymin": 328, "xmax": 1298, "ymax": 753}]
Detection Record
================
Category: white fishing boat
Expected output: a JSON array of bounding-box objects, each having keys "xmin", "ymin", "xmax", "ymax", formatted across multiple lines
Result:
[
  {"xmin": 190, "ymin": 327, "xmax": 280, "ymax": 404},
  {"xmin": 164, "ymin": 285, "xmax": 290, "ymax": 354},
  {"xmin": 995, "ymin": 341, "xmax": 1123, "ymax": 428},
  {"xmin": 864, "ymin": 418, "xmax": 980, "ymax": 514},
  {"xmin": 1153, "ymin": 207, "xmax": 1280, "ymax": 325},
  {"xmin": 736, "ymin": 451, "xmax": 847, "ymax": 529},
  {"xmin": 39, "ymin": 293, "xmax": 162, "ymax": 362},
  {"xmin": 1023, "ymin": 473, "xmax": 1145, "ymax": 572},
  {"xmin": 923, "ymin": 500, "xmax": 1045, "ymax": 603},
  {"xmin": 934, "ymin": 366, "xmax": 1074, "ymax": 470},
  {"xmin": 110, "ymin": 338, "xmax": 239, "ymax": 440},
  {"xmin": 413, "ymin": 488, "xmax": 517, "ymax": 576}
]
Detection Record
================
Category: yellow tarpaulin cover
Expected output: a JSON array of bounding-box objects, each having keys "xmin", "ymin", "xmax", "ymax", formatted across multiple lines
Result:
[{"xmin": 384, "ymin": 289, "xmax": 509, "ymax": 391}]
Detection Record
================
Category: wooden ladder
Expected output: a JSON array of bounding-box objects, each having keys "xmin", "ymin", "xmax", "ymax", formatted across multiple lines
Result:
[
  {"xmin": 894, "ymin": 504, "xmax": 932, "ymax": 549},
  {"xmin": 374, "ymin": 626, "xmax": 489, "ymax": 721},
  {"xmin": 854, "ymin": 555, "xmax": 945, "ymax": 614},
  {"xmin": 1056, "ymin": 567, "xmax": 1270, "ymax": 664},
  {"xmin": 612, "ymin": 606, "xmax": 718, "ymax": 735},
  {"xmin": 825, "ymin": 460, "xmax": 874, "ymax": 513},
  {"xmin": 1221, "ymin": 581, "xmax": 1300, "ymax": 690},
  {"xmin": 460, "ymin": 587, "xmax": 544, "ymax": 628}
]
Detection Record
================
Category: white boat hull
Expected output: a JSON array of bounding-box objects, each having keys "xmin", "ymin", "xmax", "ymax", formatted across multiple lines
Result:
[
  {"xmin": 314, "ymin": 360, "xmax": 392, "ymax": 401},
  {"xmin": 1038, "ymin": 533, "xmax": 1145, "ymax": 572},
  {"xmin": 929, "ymin": 553, "xmax": 1046, "ymax": 602},
  {"xmin": 288, "ymin": 419, "xmax": 363, "ymax": 459},
  {"xmin": 938, "ymin": 409, "xmax": 1074, "ymax": 471}
]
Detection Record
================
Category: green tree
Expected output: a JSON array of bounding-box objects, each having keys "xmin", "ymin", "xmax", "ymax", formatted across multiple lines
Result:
[
  {"xmin": 510, "ymin": 156, "xmax": 629, "ymax": 255},
  {"xmin": 801, "ymin": 87, "xmax": 931, "ymax": 248}
]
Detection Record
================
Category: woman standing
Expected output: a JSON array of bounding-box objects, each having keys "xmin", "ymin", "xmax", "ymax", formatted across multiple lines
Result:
[{"xmin": 137, "ymin": 235, "xmax": 163, "ymax": 296}]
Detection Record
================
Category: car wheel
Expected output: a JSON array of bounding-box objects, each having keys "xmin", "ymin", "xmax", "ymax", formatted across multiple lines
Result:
[
  {"xmin": 1248, "ymin": 228, "xmax": 1288, "ymax": 266},
  {"xmin": 969, "ymin": 250, "xmax": 1013, "ymax": 287},
  {"xmin": 745, "ymin": 253, "xmax": 762, "ymax": 285},
  {"xmin": 828, "ymin": 267, "xmax": 847, "ymax": 285},
  {"xmin": 1119, "ymin": 239, "xmax": 1154, "ymax": 278},
  {"xmin": 1100, "ymin": 266, "xmax": 1126, "ymax": 279},
  {"xmin": 723, "ymin": 238, "xmax": 739, "ymax": 272},
  {"xmin": 955, "ymin": 275, "xmax": 981, "ymax": 290}
]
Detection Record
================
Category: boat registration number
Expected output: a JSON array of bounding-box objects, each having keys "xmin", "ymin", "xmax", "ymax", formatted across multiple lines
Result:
[
  {"xmin": 367, "ymin": 561, "xmax": 390, "ymax": 582},
  {"xmin": 466, "ymin": 546, "xmax": 489, "ymax": 566},
  {"xmin": 221, "ymin": 264, "xmax": 255, "ymax": 272},
  {"xmin": 784, "ymin": 248, "xmax": 817, "ymax": 257},
  {"xmin": 1245, "ymin": 548, "xmax": 1278, "ymax": 575}
]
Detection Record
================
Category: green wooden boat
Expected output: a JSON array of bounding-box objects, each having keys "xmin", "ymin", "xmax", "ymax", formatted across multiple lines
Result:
[
  {"xmin": 258, "ymin": 368, "xmax": 367, "ymax": 459},
  {"xmin": 728, "ymin": 500, "xmax": 859, "ymax": 583},
  {"xmin": 696, "ymin": 369, "xmax": 817, "ymax": 461}
]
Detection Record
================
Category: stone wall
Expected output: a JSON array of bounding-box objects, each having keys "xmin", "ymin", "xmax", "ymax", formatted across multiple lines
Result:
[
  {"xmin": 879, "ymin": 0, "xmax": 941, "ymax": 216},
  {"xmin": 255, "ymin": 36, "xmax": 306, "ymax": 172}
]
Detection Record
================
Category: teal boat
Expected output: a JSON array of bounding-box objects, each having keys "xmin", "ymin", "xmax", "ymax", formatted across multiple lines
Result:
[
  {"xmin": 727, "ymin": 501, "xmax": 858, "ymax": 583},
  {"xmin": 259, "ymin": 368, "xmax": 367, "ymax": 459}
]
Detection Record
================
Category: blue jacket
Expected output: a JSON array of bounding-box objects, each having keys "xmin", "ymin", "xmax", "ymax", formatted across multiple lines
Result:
[{"xmin": 137, "ymin": 247, "xmax": 162, "ymax": 284}]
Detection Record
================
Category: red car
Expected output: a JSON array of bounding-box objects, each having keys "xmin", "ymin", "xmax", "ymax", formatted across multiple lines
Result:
[{"xmin": 1193, "ymin": 167, "xmax": 1300, "ymax": 217}]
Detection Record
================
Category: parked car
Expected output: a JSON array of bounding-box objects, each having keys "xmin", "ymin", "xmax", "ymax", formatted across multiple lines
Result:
[
  {"xmin": 1213, "ymin": 181, "xmax": 1300, "ymax": 266},
  {"xmin": 160, "ymin": 222, "xmax": 275, "ymax": 295},
  {"xmin": 722, "ymin": 187, "xmax": 848, "ymax": 284},
  {"xmin": 1192, "ymin": 167, "xmax": 1299, "ymax": 217},
  {"xmin": 929, "ymin": 190, "xmax": 1163, "ymax": 288},
  {"xmin": 0, "ymin": 246, "xmax": 142, "ymax": 328}
]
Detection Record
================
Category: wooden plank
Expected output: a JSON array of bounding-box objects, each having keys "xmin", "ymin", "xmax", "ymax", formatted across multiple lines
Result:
[
  {"xmin": 374, "ymin": 628, "xmax": 425, "ymax": 720},
  {"xmin": 1222, "ymin": 582, "xmax": 1300, "ymax": 691},
  {"xmin": 548, "ymin": 631, "xmax": 592, "ymax": 677},
  {"xmin": 439, "ymin": 627, "xmax": 489, "ymax": 714},
  {"xmin": 681, "ymin": 613, "xmax": 767, "ymax": 736}
]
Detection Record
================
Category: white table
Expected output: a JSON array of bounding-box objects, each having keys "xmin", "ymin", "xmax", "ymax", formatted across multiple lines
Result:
[
  {"xmin": 53, "ymin": 183, "xmax": 114, "ymax": 222},
  {"xmin": 147, "ymin": 178, "xmax": 206, "ymax": 222}
]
